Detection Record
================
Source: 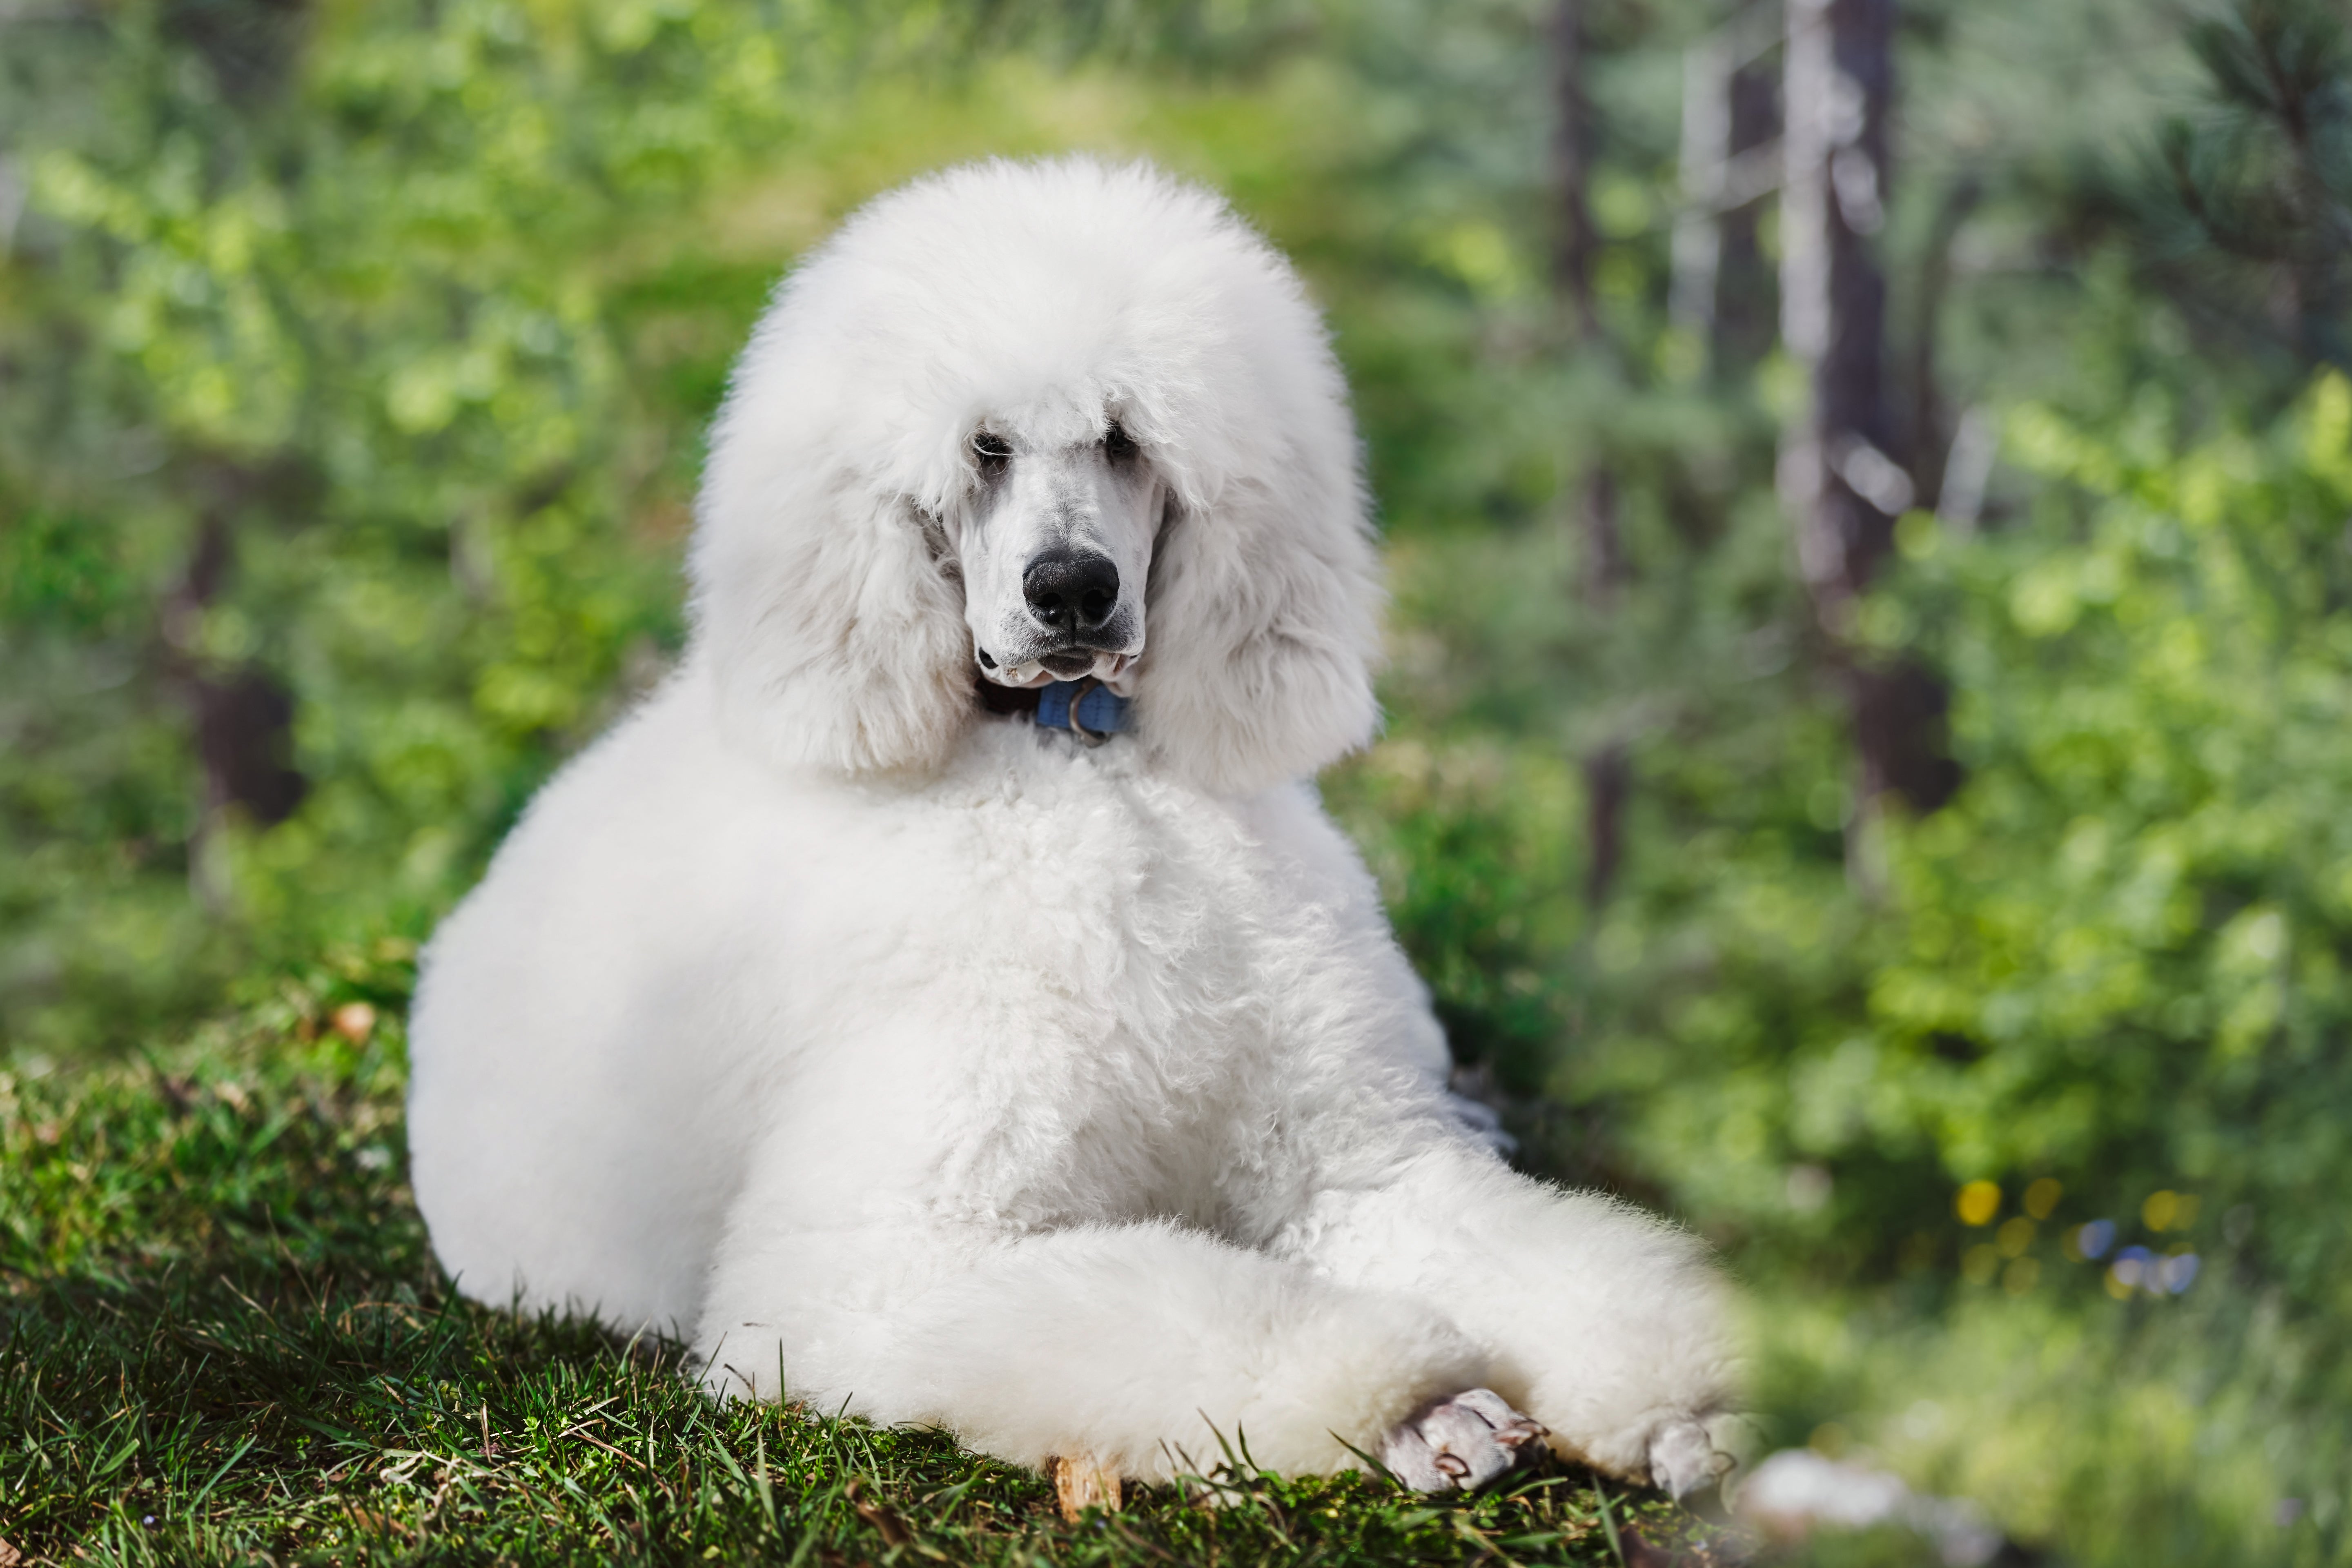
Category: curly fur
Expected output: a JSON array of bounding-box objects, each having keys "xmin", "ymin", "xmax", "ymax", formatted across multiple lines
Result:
[{"xmin": 406, "ymin": 157, "xmax": 1737, "ymax": 1489}]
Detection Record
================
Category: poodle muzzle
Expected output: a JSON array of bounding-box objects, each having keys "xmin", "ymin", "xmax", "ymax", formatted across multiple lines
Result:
[{"xmin": 960, "ymin": 430, "xmax": 1159, "ymax": 694}]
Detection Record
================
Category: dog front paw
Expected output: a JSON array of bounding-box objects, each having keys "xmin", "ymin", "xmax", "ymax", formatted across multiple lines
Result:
[
  {"xmin": 1379, "ymin": 1388, "xmax": 1547, "ymax": 1492},
  {"xmin": 1646, "ymin": 1415, "xmax": 1728, "ymax": 1501}
]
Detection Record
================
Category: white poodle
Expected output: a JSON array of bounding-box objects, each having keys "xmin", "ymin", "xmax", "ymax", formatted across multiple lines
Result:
[{"xmin": 405, "ymin": 157, "xmax": 1736, "ymax": 1501}]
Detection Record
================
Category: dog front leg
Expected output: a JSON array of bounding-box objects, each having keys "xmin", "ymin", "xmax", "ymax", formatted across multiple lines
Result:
[
  {"xmin": 1279, "ymin": 1144, "xmax": 1740, "ymax": 1498},
  {"xmin": 692, "ymin": 1218, "xmax": 1497, "ymax": 1491}
]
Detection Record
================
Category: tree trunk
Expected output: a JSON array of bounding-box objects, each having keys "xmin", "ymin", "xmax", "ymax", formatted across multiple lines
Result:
[
  {"xmin": 1550, "ymin": 0, "xmax": 1632, "ymax": 910},
  {"xmin": 165, "ymin": 466, "xmax": 309, "ymax": 909},
  {"xmin": 1715, "ymin": 51, "xmax": 1782, "ymax": 371},
  {"xmin": 1780, "ymin": 0, "xmax": 1898, "ymax": 617},
  {"xmin": 1906, "ymin": 175, "xmax": 1983, "ymax": 516},
  {"xmin": 1671, "ymin": 1, "xmax": 1781, "ymax": 375},
  {"xmin": 1779, "ymin": 0, "xmax": 1957, "ymax": 851}
]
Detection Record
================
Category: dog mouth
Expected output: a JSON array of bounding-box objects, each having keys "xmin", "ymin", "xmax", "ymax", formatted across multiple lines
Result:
[{"xmin": 979, "ymin": 645, "xmax": 1138, "ymax": 690}]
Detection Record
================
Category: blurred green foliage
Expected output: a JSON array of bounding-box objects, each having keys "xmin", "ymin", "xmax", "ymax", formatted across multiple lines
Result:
[
  {"xmin": 1593, "ymin": 381, "xmax": 2352, "ymax": 1559},
  {"xmin": 7, "ymin": 0, "xmax": 2352, "ymax": 1562},
  {"xmin": 2, "ymin": 0, "xmax": 809, "ymax": 1051}
]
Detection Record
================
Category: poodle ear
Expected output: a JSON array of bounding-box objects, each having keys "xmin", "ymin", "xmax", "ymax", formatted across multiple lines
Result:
[
  {"xmin": 1133, "ymin": 459, "xmax": 1385, "ymax": 797},
  {"xmin": 690, "ymin": 470, "xmax": 974, "ymax": 777}
]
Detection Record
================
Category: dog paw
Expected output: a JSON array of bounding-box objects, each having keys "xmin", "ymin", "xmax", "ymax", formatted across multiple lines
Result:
[
  {"xmin": 1379, "ymin": 1388, "xmax": 1547, "ymax": 1492},
  {"xmin": 1647, "ymin": 1416, "xmax": 1728, "ymax": 1501}
]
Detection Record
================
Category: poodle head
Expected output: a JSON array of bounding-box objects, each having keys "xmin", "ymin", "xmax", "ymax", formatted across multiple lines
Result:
[{"xmin": 690, "ymin": 156, "xmax": 1383, "ymax": 796}]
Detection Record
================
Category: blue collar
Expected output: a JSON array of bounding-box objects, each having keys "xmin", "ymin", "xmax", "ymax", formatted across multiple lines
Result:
[{"xmin": 1035, "ymin": 677, "xmax": 1131, "ymax": 742}]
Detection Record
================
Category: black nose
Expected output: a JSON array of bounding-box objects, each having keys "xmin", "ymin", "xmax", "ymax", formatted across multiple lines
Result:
[{"xmin": 1022, "ymin": 550, "xmax": 1120, "ymax": 635}]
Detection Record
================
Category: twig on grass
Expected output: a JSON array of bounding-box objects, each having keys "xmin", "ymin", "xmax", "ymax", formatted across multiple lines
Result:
[{"xmin": 562, "ymin": 1425, "xmax": 653, "ymax": 1474}]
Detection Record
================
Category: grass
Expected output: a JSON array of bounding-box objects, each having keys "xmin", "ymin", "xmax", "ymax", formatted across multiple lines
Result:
[{"xmin": 0, "ymin": 977, "xmax": 1731, "ymax": 1566}]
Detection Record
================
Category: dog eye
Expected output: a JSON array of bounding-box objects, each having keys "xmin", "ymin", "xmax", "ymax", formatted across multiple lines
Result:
[
  {"xmin": 1103, "ymin": 422, "xmax": 1138, "ymax": 460},
  {"xmin": 972, "ymin": 432, "xmax": 1012, "ymax": 469}
]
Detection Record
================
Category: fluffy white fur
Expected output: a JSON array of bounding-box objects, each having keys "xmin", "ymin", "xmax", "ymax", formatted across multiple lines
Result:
[{"xmin": 406, "ymin": 157, "xmax": 1737, "ymax": 1494}]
